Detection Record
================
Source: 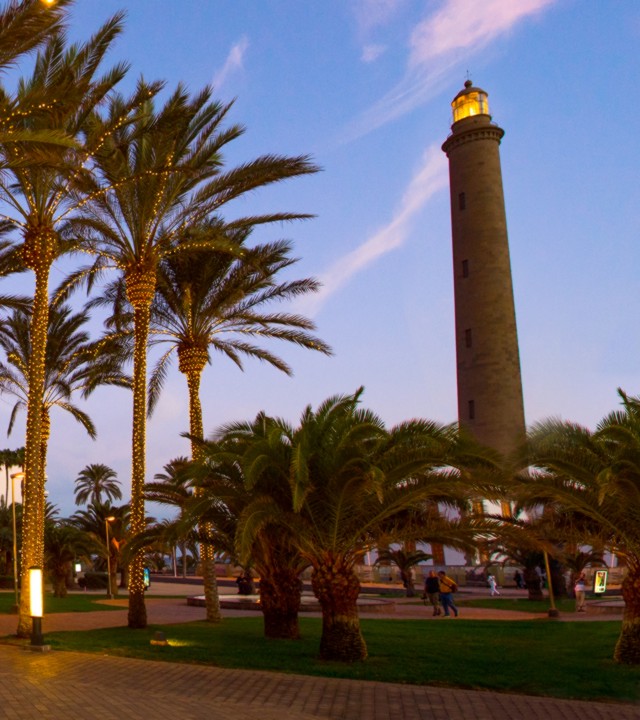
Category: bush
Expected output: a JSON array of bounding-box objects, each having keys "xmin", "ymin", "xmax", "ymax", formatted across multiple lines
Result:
[{"xmin": 77, "ymin": 572, "xmax": 108, "ymax": 590}]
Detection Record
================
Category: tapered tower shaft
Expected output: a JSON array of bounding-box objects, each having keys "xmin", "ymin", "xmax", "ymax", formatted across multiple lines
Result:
[{"xmin": 442, "ymin": 81, "xmax": 525, "ymax": 460}]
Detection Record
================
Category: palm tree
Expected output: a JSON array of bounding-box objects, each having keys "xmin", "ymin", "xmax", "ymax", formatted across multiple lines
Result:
[
  {"xmin": 374, "ymin": 548, "xmax": 432, "ymax": 597},
  {"xmin": 74, "ymin": 463, "xmax": 122, "ymax": 506},
  {"xmin": 191, "ymin": 426, "xmax": 309, "ymax": 639},
  {"xmin": 44, "ymin": 520, "xmax": 94, "ymax": 598},
  {"xmin": 0, "ymin": 302, "xmax": 129, "ymax": 612},
  {"xmin": 224, "ymin": 389, "xmax": 486, "ymax": 661},
  {"xmin": 0, "ymin": 16, "xmax": 135, "ymax": 636},
  {"xmin": 0, "ymin": 303, "xmax": 130, "ymax": 472},
  {"xmin": 149, "ymin": 231, "xmax": 329, "ymax": 621},
  {"xmin": 0, "ymin": 446, "xmax": 23, "ymax": 506},
  {"xmin": 63, "ymin": 82, "xmax": 319, "ymax": 628},
  {"xmin": 71, "ymin": 501, "xmax": 130, "ymax": 597},
  {"xmin": 521, "ymin": 389, "xmax": 640, "ymax": 664},
  {"xmin": 144, "ymin": 457, "xmax": 193, "ymax": 579}
]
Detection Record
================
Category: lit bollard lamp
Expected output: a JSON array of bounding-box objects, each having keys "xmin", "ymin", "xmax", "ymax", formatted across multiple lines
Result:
[{"xmin": 28, "ymin": 567, "xmax": 50, "ymax": 652}]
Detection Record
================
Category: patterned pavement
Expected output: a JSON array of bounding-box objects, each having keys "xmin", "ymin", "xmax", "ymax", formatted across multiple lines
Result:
[{"xmin": 0, "ymin": 585, "xmax": 636, "ymax": 720}]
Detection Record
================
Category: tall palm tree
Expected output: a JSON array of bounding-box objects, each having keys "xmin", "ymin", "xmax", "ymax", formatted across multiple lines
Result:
[
  {"xmin": 64, "ymin": 82, "xmax": 319, "ymax": 628},
  {"xmin": 191, "ymin": 423, "xmax": 309, "ymax": 639},
  {"xmin": 0, "ymin": 303, "xmax": 130, "ymax": 469},
  {"xmin": 0, "ymin": 16, "xmax": 136, "ymax": 636},
  {"xmin": 223, "ymin": 390, "xmax": 487, "ymax": 661},
  {"xmin": 0, "ymin": 446, "xmax": 23, "ymax": 506},
  {"xmin": 521, "ymin": 389, "xmax": 640, "ymax": 664},
  {"xmin": 0, "ymin": 302, "xmax": 129, "ymax": 613},
  {"xmin": 74, "ymin": 463, "xmax": 122, "ymax": 506}
]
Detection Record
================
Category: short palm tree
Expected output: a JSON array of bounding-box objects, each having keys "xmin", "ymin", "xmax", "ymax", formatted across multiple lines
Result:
[
  {"xmin": 144, "ymin": 457, "xmax": 194, "ymax": 579},
  {"xmin": 44, "ymin": 520, "xmax": 94, "ymax": 598},
  {"xmin": 74, "ymin": 463, "xmax": 122, "ymax": 506},
  {"xmin": 63, "ymin": 81, "xmax": 319, "ymax": 628},
  {"xmin": 228, "ymin": 389, "xmax": 484, "ymax": 661},
  {"xmin": 71, "ymin": 501, "xmax": 130, "ymax": 597},
  {"xmin": 192, "ymin": 422, "xmax": 309, "ymax": 639},
  {"xmin": 520, "ymin": 389, "xmax": 640, "ymax": 663},
  {"xmin": 374, "ymin": 548, "xmax": 432, "ymax": 597}
]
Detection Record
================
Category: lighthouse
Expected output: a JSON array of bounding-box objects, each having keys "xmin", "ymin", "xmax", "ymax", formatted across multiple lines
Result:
[{"xmin": 441, "ymin": 81, "xmax": 526, "ymax": 476}]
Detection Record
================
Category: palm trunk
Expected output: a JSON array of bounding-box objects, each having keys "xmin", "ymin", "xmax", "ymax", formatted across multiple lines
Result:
[
  {"xmin": 614, "ymin": 563, "xmax": 640, "ymax": 663},
  {"xmin": 179, "ymin": 347, "xmax": 221, "ymax": 623},
  {"xmin": 125, "ymin": 268, "xmax": 156, "ymax": 629},
  {"xmin": 524, "ymin": 567, "xmax": 544, "ymax": 601},
  {"xmin": 258, "ymin": 564, "xmax": 302, "ymax": 639},
  {"xmin": 18, "ymin": 229, "xmax": 55, "ymax": 637},
  {"xmin": 311, "ymin": 554, "xmax": 367, "ymax": 662}
]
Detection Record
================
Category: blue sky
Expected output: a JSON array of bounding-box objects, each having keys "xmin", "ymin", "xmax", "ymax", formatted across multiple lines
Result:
[{"xmin": 3, "ymin": 0, "xmax": 639, "ymax": 515}]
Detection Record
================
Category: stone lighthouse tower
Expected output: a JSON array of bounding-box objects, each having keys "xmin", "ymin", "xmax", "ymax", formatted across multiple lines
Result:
[{"xmin": 441, "ymin": 80, "xmax": 526, "ymax": 472}]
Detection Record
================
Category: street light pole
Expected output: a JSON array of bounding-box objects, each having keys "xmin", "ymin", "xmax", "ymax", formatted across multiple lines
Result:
[
  {"xmin": 105, "ymin": 516, "xmax": 116, "ymax": 599},
  {"xmin": 10, "ymin": 471, "xmax": 24, "ymax": 613}
]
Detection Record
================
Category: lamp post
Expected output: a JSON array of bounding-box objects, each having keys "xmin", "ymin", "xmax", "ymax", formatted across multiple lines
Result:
[
  {"xmin": 105, "ymin": 516, "xmax": 116, "ymax": 599},
  {"xmin": 28, "ymin": 566, "xmax": 49, "ymax": 650},
  {"xmin": 10, "ymin": 471, "xmax": 24, "ymax": 613}
]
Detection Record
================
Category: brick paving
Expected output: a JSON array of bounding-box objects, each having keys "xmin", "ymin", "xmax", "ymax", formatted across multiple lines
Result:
[{"xmin": 0, "ymin": 585, "xmax": 635, "ymax": 719}]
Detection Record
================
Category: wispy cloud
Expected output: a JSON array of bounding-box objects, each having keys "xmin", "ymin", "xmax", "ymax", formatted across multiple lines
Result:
[
  {"xmin": 298, "ymin": 144, "xmax": 448, "ymax": 317},
  {"xmin": 352, "ymin": 0, "xmax": 405, "ymax": 34},
  {"xmin": 362, "ymin": 44, "xmax": 387, "ymax": 63},
  {"xmin": 346, "ymin": 0, "xmax": 556, "ymax": 140},
  {"xmin": 212, "ymin": 36, "xmax": 249, "ymax": 91}
]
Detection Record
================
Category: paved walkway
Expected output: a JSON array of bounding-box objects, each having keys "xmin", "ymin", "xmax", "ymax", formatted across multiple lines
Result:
[{"xmin": 0, "ymin": 584, "xmax": 635, "ymax": 720}]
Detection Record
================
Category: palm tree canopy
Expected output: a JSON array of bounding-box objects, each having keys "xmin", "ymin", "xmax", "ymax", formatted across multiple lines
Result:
[
  {"xmin": 74, "ymin": 463, "xmax": 121, "ymax": 506},
  {"xmin": 0, "ymin": 303, "xmax": 130, "ymax": 437},
  {"xmin": 207, "ymin": 389, "xmax": 486, "ymax": 568},
  {"xmin": 520, "ymin": 388, "xmax": 640, "ymax": 564}
]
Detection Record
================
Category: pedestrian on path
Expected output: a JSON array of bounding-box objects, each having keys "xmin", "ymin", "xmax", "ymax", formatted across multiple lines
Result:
[
  {"xmin": 423, "ymin": 570, "xmax": 441, "ymax": 616},
  {"xmin": 488, "ymin": 574, "xmax": 500, "ymax": 596},
  {"xmin": 574, "ymin": 572, "xmax": 587, "ymax": 612},
  {"xmin": 437, "ymin": 570, "xmax": 459, "ymax": 617},
  {"xmin": 514, "ymin": 570, "xmax": 525, "ymax": 589}
]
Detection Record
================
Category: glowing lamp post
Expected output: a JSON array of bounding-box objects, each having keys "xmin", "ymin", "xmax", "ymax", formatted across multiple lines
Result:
[
  {"xmin": 29, "ymin": 566, "xmax": 49, "ymax": 650},
  {"xmin": 105, "ymin": 516, "xmax": 116, "ymax": 599}
]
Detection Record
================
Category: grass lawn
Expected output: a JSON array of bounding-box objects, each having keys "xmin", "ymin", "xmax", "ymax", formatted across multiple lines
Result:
[{"xmin": 33, "ymin": 617, "xmax": 640, "ymax": 704}]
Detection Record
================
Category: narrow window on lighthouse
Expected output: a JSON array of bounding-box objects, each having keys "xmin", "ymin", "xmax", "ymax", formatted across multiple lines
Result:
[
  {"xmin": 465, "ymin": 328, "xmax": 472, "ymax": 348},
  {"xmin": 458, "ymin": 192, "xmax": 466, "ymax": 210},
  {"xmin": 468, "ymin": 400, "xmax": 475, "ymax": 420},
  {"xmin": 462, "ymin": 259, "xmax": 469, "ymax": 278}
]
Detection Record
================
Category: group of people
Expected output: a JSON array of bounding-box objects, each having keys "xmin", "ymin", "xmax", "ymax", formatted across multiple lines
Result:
[{"xmin": 423, "ymin": 570, "xmax": 459, "ymax": 617}]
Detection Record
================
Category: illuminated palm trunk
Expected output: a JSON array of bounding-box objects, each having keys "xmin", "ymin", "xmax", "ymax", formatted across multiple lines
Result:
[
  {"xmin": 311, "ymin": 553, "xmax": 367, "ymax": 662},
  {"xmin": 17, "ymin": 227, "xmax": 55, "ymax": 638},
  {"xmin": 178, "ymin": 344, "xmax": 221, "ymax": 623},
  {"xmin": 125, "ymin": 268, "xmax": 155, "ymax": 629},
  {"xmin": 614, "ymin": 562, "xmax": 640, "ymax": 664}
]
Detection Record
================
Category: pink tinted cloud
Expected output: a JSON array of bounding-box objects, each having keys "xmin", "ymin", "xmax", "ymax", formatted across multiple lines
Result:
[{"xmin": 409, "ymin": 0, "xmax": 555, "ymax": 68}]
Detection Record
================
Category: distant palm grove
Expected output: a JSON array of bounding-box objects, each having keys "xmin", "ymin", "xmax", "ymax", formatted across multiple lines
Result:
[{"xmin": 0, "ymin": 1, "xmax": 638, "ymax": 667}]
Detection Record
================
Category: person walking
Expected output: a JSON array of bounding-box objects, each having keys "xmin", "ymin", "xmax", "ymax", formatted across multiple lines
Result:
[
  {"xmin": 574, "ymin": 572, "xmax": 587, "ymax": 612},
  {"xmin": 423, "ymin": 570, "xmax": 441, "ymax": 616},
  {"xmin": 437, "ymin": 570, "xmax": 459, "ymax": 617},
  {"xmin": 514, "ymin": 570, "xmax": 524, "ymax": 589},
  {"xmin": 488, "ymin": 574, "xmax": 500, "ymax": 596}
]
